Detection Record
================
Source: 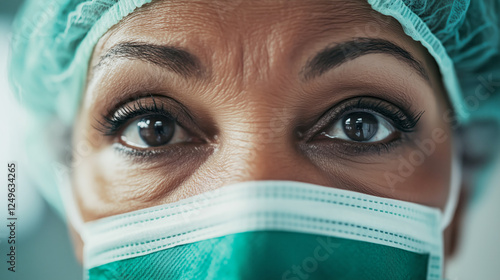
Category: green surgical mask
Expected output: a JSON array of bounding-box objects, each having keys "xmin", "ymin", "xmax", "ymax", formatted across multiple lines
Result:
[
  {"xmin": 72, "ymin": 176, "xmax": 459, "ymax": 280},
  {"xmin": 56, "ymin": 152, "xmax": 459, "ymax": 280}
]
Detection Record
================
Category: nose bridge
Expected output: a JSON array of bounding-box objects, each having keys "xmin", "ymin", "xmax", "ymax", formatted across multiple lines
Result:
[
  {"xmin": 204, "ymin": 85, "xmax": 332, "ymax": 186},
  {"xmin": 215, "ymin": 115, "xmax": 327, "ymax": 185},
  {"xmin": 221, "ymin": 132, "xmax": 300, "ymax": 182}
]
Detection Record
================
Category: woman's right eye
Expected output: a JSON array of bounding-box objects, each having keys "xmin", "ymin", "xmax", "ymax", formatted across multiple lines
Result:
[{"xmin": 120, "ymin": 115, "xmax": 192, "ymax": 148}]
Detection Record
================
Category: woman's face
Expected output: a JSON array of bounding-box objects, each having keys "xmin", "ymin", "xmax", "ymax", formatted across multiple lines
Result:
[{"xmin": 73, "ymin": 0, "xmax": 453, "ymax": 227}]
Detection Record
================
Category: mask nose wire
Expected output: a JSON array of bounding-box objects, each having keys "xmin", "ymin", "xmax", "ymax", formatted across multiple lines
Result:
[{"xmin": 440, "ymin": 134, "xmax": 463, "ymax": 231}]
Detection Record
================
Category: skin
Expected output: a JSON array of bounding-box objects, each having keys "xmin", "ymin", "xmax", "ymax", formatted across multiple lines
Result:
[{"xmin": 71, "ymin": 0, "xmax": 464, "ymax": 264}]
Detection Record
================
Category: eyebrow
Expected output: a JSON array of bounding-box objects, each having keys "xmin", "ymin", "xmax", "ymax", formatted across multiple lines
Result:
[
  {"xmin": 94, "ymin": 42, "xmax": 203, "ymax": 78},
  {"xmin": 302, "ymin": 38, "xmax": 430, "ymax": 82}
]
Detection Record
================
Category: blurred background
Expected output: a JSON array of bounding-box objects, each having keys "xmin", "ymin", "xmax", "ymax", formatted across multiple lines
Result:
[
  {"xmin": 0, "ymin": 1, "xmax": 82, "ymax": 279},
  {"xmin": 0, "ymin": 1, "xmax": 499, "ymax": 279}
]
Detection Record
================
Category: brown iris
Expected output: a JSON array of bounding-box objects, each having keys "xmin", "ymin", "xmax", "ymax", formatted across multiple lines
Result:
[
  {"xmin": 342, "ymin": 112, "xmax": 378, "ymax": 141},
  {"xmin": 137, "ymin": 116, "xmax": 175, "ymax": 147}
]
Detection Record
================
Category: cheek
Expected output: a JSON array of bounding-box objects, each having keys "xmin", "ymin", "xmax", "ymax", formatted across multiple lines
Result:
[
  {"xmin": 303, "ymin": 124, "xmax": 452, "ymax": 209},
  {"xmin": 71, "ymin": 108, "xmax": 212, "ymax": 221},
  {"xmin": 73, "ymin": 146, "xmax": 212, "ymax": 221},
  {"xmin": 376, "ymin": 131, "xmax": 452, "ymax": 208}
]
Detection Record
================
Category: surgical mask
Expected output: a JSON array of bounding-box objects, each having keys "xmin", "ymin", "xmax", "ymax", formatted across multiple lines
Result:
[{"xmin": 59, "ymin": 154, "xmax": 460, "ymax": 280}]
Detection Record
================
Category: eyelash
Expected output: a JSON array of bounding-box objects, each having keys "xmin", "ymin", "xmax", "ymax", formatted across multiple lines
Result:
[
  {"xmin": 95, "ymin": 97, "xmax": 179, "ymax": 137},
  {"xmin": 96, "ymin": 96, "xmax": 423, "ymax": 156},
  {"xmin": 311, "ymin": 97, "xmax": 423, "ymax": 153},
  {"xmin": 333, "ymin": 97, "xmax": 423, "ymax": 133}
]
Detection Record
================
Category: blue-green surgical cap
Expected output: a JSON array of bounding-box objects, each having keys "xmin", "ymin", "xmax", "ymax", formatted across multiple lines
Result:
[{"xmin": 9, "ymin": 0, "xmax": 500, "ymax": 217}]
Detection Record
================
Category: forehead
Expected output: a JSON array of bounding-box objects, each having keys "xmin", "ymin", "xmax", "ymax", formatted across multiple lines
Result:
[{"xmin": 93, "ymin": 0, "xmax": 407, "ymax": 68}]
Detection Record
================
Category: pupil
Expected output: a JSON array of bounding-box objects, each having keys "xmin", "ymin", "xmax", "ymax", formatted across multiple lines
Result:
[
  {"xmin": 342, "ymin": 112, "xmax": 378, "ymax": 141},
  {"xmin": 137, "ymin": 116, "xmax": 175, "ymax": 146}
]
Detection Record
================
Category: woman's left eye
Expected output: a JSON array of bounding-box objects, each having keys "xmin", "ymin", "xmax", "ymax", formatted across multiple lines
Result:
[
  {"xmin": 319, "ymin": 111, "xmax": 396, "ymax": 142},
  {"xmin": 120, "ymin": 115, "xmax": 191, "ymax": 148}
]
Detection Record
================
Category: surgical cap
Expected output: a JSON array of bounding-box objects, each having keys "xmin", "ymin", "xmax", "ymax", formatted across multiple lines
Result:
[{"xmin": 9, "ymin": 0, "xmax": 500, "ymax": 217}]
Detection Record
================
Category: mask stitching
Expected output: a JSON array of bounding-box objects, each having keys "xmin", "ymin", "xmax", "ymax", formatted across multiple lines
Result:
[
  {"xmin": 89, "ymin": 185, "xmax": 431, "ymax": 225},
  {"xmin": 90, "ymin": 212, "xmax": 435, "ymax": 259},
  {"xmin": 93, "ymin": 195, "xmax": 432, "ymax": 233},
  {"xmin": 103, "ymin": 221, "xmax": 432, "ymax": 264},
  {"xmin": 89, "ymin": 189, "xmax": 434, "ymax": 233}
]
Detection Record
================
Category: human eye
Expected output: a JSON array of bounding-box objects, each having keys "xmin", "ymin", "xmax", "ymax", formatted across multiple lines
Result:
[
  {"xmin": 311, "ymin": 97, "xmax": 423, "ymax": 153},
  {"xmin": 96, "ymin": 95, "xmax": 204, "ymax": 154},
  {"xmin": 321, "ymin": 111, "xmax": 396, "ymax": 142},
  {"xmin": 121, "ymin": 115, "xmax": 190, "ymax": 148}
]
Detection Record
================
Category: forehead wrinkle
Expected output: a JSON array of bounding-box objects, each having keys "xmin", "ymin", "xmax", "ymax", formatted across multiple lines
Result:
[
  {"xmin": 220, "ymin": 1, "xmax": 381, "ymax": 84},
  {"xmin": 122, "ymin": 1, "xmax": 379, "ymax": 46},
  {"xmin": 89, "ymin": 0, "xmax": 406, "ymax": 92}
]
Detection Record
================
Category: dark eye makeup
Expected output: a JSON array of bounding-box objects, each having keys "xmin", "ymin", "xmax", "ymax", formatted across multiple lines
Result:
[
  {"xmin": 96, "ymin": 95, "xmax": 185, "ymax": 136},
  {"xmin": 94, "ymin": 94, "xmax": 207, "ymax": 152},
  {"xmin": 307, "ymin": 96, "xmax": 424, "ymax": 154},
  {"xmin": 95, "ymin": 94, "xmax": 423, "ymax": 157}
]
